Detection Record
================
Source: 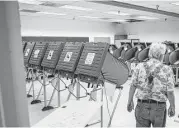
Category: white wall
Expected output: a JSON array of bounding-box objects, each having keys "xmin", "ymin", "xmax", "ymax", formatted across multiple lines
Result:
[
  {"xmin": 20, "ymin": 15, "xmax": 125, "ymax": 44},
  {"xmin": 123, "ymin": 19, "xmax": 179, "ymax": 43}
]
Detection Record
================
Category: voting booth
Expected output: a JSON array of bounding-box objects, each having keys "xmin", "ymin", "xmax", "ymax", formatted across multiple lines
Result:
[
  {"xmin": 41, "ymin": 42, "xmax": 65, "ymax": 73},
  {"xmin": 55, "ymin": 42, "xmax": 84, "ymax": 102},
  {"xmin": 56, "ymin": 42, "xmax": 84, "ymax": 79},
  {"xmin": 23, "ymin": 42, "xmax": 36, "ymax": 97},
  {"xmin": 164, "ymin": 44, "xmax": 175, "ymax": 65},
  {"xmin": 40, "ymin": 42, "xmax": 84, "ymax": 111},
  {"xmin": 137, "ymin": 47, "xmax": 150, "ymax": 62},
  {"xmin": 24, "ymin": 42, "xmax": 36, "ymax": 67},
  {"xmin": 169, "ymin": 48, "xmax": 179, "ymax": 87},
  {"xmin": 30, "ymin": 42, "xmax": 65, "ymax": 110},
  {"xmin": 29, "ymin": 42, "xmax": 48, "ymax": 69},
  {"xmin": 124, "ymin": 44, "xmax": 145, "ymax": 62},
  {"xmin": 28, "ymin": 42, "xmax": 48, "ymax": 105},
  {"xmin": 120, "ymin": 43, "xmax": 132, "ymax": 60},
  {"xmin": 75, "ymin": 42, "xmax": 129, "ymax": 127},
  {"xmin": 169, "ymin": 48, "xmax": 179, "ymax": 65},
  {"xmin": 32, "ymin": 42, "xmax": 129, "ymax": 127},
  {"xmin": 22, "ymin": 41, "xmax": 27, "ymax": 53},
  {"xmin": 113, "ymin": 43, "xmax": 132, "ymax": 59}
]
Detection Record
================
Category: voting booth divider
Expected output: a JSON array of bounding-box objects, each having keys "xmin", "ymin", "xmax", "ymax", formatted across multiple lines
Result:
[
  {"xmin": 27, "ymin": 42, "xmax": 48, "ymax": 105},
  {"xmin": 23, "ymin": 42, "xmax": 129, "ymax": 127},
  {"xmin": 23, "ymin": 42, "xmax": 36, "ymax": 97},
  {"xmin": 74, "ymin": 42, "xmax": 129, "ymax": 127},
  {"xmin": 164, "ymin": 44, "xmax": 175, "ymax": 65},
  {"xmin": 22, "ymin": 41, "xmax": 27, "ymax": 53},
  {"xmin": 55, "ymin": 42, "xmax": 84, "ymax": 102},
  {"xmin": 40, "ymin": 42, "xmax": 84, "ymax": 111},
  {"xmin": 169, "ymin": 46, "xmax": 179, "ymax": 87},
  {"xmin": 22, "ymin": 40, "xmax": 179, "ymax": 127},
  {"xmin": 36, "ymin": 42, "xmax": 65, "ymax": 111}
]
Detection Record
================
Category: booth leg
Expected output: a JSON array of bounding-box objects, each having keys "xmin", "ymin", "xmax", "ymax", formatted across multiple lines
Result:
[
  {"xmin": 90, "ymin": 84, "xmax": 97, "ymax": 101},
  {"xmin": 101, "ymin": 87, "xmax": 104, "ymax": 128},
  {"xmin": 47, "ymin": 77, "xmax": 58, "ymax": 107},
  {"xmin": 35, "ymin": 86, "xmax": 43, "ymax": 100},
  {"xmin": 27, "ymin": 83, "xmax": 33, "ymax": 98},
  {"xmin": 67, "ymin": 80, "xmax": 75, "ymax": 101},
  {"xmin": 57, "ymin": 75, "xmax": 61, "ymax": 107},
  {"xmin": 107, "ymin": 88, "xmax": 122, "ymax": 128},
  {"xmin": 47, "ymin": 83, "xmax": 57, "ymax": 108},
  {"xmin": 175, "ymin": 67, "xmax": 179, "ymax": 87},
  {"xmin": 31, "ymin": 79, "xmax": 41, "ymax": 104},
  {"xmin": 76, "ymin": 80, "xmax": 80, "ymax": 100},
  {"xmin": 32, "ymin": 80, "xmax": 35, "ymax": 100},
  {"xmin": 42, "ymin": 72, "xmax": 51, "ymax": 111}
]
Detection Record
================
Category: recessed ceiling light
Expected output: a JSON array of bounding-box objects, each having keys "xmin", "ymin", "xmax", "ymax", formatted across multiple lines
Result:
[
  {"xmin": 79, "ymin": 16, "xmax": 100, "ymax": 19},
  {"xmin": 106, "ymin": 11, "xmax": 130, "ymax": 16},
  {"xmin": 137, "ymin": 16, "xmax": 159, "ymax": 20},
  {"xmin": 110, "ymin": 19, "xmax": 126, "ymax": 22},
  {"xmin": 61, "ymin": 5, "xmax": 93, "ymax": 11},
  {"xmin": 171, "ymin": 2, "xmax": 179, "ymax": 5},
  {"xmin": 37, "ymin": 12, "xmax": 66, "ymax": 16}
]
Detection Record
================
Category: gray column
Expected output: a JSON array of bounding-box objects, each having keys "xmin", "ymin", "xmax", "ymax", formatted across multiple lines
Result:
[{"xmin": 0, "ymin": 1, "xmax": 30, "ymax": 127}]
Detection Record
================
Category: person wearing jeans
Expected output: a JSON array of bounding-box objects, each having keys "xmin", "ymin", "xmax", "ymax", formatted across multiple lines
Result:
[{"xmin": 127, "ymin": 42, "xmax": 175, "ymax": 127}]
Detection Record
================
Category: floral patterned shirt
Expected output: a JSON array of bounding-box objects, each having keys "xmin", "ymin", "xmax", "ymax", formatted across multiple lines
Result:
[{"xmin": 131, "ymin": 58, "xmax": 175, "ymax": 102}]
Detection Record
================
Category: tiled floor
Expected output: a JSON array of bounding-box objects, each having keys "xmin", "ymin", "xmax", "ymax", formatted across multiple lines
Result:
[{"xmin": 26, "ymin": 78, "xmax": 179, "ymax": 127}]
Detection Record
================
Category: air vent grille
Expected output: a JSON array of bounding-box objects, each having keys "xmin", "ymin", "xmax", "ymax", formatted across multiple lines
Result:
[
  {"xmin": 20, "ymin": 9, "xmax": 39, "ymax": 13},
  {"xmin": 40, "ymin": 1, "xmax": 65, "ymax": 7},
  {"xmin": 126, "ymin": 19, "xmax": 144, "ymax": 22}
]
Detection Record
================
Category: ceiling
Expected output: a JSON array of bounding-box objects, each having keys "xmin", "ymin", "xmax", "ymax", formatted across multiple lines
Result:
[{"xmin": 18, "ymin": 0, "xmax": 179, "ymax": 23}]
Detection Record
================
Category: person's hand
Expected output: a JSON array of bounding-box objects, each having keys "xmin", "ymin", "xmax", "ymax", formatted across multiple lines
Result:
[
  {"xmin": 127, "ymin": 100, "xmax": 134, "ymax": 112},
  {"xmin": 168, "ymin": 106, "xmax": 175, "ymax": 117}
]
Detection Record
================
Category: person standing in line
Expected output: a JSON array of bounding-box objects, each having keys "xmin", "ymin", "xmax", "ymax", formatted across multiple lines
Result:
[{"xmin": 127, "ymin": 42, "xmax": 175, "ymax": 127}]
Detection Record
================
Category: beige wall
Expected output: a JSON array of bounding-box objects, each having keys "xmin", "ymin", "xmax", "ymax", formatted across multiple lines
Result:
[
  {"xmin": 122, "ymin": 19, "xmax": 179, "ymax": 42},
  {"xmin": 20, "ymin": 15, "xmax": 125, "ymax": 44}
]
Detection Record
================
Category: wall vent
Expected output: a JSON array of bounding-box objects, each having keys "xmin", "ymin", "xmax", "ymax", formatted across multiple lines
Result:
[{"xmin": 20, "ymin": 9, "xmax": 39, "ymax": 13}]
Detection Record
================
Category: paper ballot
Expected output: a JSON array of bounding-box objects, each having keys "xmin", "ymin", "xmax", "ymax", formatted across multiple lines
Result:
[
  {"xmin": 64, "ymin": 52, "xmax": 72, "ymax": 62},
  {"xmin": 47, "ymin": 50, "xmax": 54, "ymax": 60},
  {"xmin": 85, "ymin": 53, "xmax": 95, "ymax": 65},
  {"xmin": 25, "ymin": 49, "xmax": 30, "ymax": 56},
  {"xmin": 34, "ymin": 49, "xmax": 40, "ymax": 58}
]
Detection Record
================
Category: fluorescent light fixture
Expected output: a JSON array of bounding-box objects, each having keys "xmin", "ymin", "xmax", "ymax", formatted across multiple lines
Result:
[
  {"xmin": 37, "ymin": 12, "xmax": 66, "ymax": 16},
  {"xmin": 106, "ymin": 11, "xmax": 130, "ymax": 16},
  {"xmin": 61, "ymin": 5, "xmax": 93, "ymax": 11},
  {"xmin": 79, "ymin": 16, "xmax": 100, "ymax": 19},
  {"xmin": 171, "ymin": 2, "xmax": 179, "ymax": 5},
  {"xmin": 137, "ymin": 16, "xmax": 159, "ymax": 20},
  {"xmin": 111, "ymin": 19, "xmax": 126, "ymax": 22},
  {"xmin": 18, "ymin": 0, "xmax": 42, "ymax": 5}
]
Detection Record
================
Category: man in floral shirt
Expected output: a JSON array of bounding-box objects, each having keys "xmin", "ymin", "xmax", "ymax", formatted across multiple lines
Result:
[{"xmin": 127, "ymin": 43, "xmax": 175, "ymax": 127}]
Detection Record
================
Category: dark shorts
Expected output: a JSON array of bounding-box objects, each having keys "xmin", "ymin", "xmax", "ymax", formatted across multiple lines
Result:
[{"xmin": 135, "ymin": 100, "xmax": 167, "ymax": 127}]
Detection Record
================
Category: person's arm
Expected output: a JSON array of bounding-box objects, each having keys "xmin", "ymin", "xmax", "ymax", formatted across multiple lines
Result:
[
  {"xmin": 167, "ymin": 91, "xmax": 175, "ymax": 108},
  {"xmin": 128, "ymin": 85, "xmax": 137, "ymax": 104},
  {"xmin": 167, "ymin": 91, "xmax": 175, "ymax": 117},
  {"xmin": 127, "ymin": 64, "xmax": 139, "ymax": 112},
  {"xmin": 166, "ymin": 67, "xmax": 175, "ymax": 117}
]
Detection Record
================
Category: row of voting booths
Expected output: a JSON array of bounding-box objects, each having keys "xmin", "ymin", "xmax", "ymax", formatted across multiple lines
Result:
[
  {"xmin": 22, "ymin": 40, "xmax": 179, "ymax": 127},
  {"xmin": 114, "ymin": 40, "xmax": 179, "ymax": 87},
  {"xmin": 23, "ymin": 41, "xmax": 129, "ymax": 127}
]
